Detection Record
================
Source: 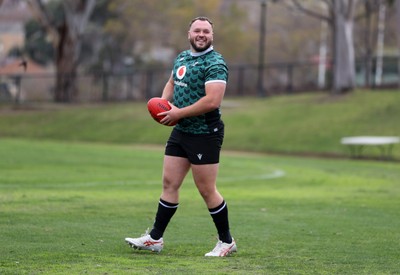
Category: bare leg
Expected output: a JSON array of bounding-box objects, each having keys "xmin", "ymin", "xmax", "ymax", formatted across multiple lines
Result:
[
  {"xmin": 149, "ymin": 155, "xmax": 191, "ymax": 240},
  {"xmin": 191, "ymin": 163, "xmax": 223, "ymax": 208},
  {"xmin": 192, "ymin": 163, "xmax": 232, "ymax": 244},
  {"xmin": 161, "ymin": 155, "xmax": 191, "ymax": 203}
]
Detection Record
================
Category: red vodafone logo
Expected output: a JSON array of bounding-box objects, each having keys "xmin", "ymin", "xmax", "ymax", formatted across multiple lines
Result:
[{"xmin": 176, "ymin": 66, "xmax": 186, "ymax": 80}]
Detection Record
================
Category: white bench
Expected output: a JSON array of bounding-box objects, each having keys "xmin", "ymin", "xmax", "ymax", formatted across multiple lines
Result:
[{"xmin": 341, "ymin": 136, "xmax": 400, "ymax": 159}]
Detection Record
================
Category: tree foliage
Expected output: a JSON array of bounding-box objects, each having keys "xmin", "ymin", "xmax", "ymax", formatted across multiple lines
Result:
[
  {"xmin": 24, "ymin": 13, "xmax": 55, "ymax": 65},
  {"xmin": 102, "ymin": 0, "xmax": 256, "ymax": 68},
  {"xmin": 17, "ymin": 0, "xmax": 398, "ymax": 98}
]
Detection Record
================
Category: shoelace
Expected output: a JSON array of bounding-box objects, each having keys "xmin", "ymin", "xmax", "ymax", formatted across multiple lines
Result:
[
  {"xmin": 141, "ymin": 228, "xmax": 150, "ymax": 237},
  {"xmin": 211, "ymin": 241, "xmax": 223, "ymax": 252}
]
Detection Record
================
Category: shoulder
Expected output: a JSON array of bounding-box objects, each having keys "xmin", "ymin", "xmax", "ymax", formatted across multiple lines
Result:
[
  {"xmin": 204, "ymin": 51, "xmax": 228, "ymax": 81},
  {"xmin": 175, "ymin": 50, "xmax": 190, "ymax": 61},
  {"xmin": 208, "ymin": 51, "xmax": 226, "ymax": 63},
  {"xmin": 204, "ymin": 51, "xmax": 227, "ymax": 70}
]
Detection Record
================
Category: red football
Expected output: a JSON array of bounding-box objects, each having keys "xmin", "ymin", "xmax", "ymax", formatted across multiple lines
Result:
[{"xmin": 147, "ymin": 97, "xmax": 176, "ymax": 126}]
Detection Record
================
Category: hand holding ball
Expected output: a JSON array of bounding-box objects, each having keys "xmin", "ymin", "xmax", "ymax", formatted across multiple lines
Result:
[{"xmin": 147, "ymin": 97, "xmax": 177, "ymax": 126}]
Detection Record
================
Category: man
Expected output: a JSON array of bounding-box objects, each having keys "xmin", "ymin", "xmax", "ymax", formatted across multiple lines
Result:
[{"xmin": 125, "ymin": 16, "xmax": 236, "ymax": 257}]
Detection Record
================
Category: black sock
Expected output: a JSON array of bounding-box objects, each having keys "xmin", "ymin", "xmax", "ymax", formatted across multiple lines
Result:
[
  {"xmin": 209, "ymin": 200, "xmax": 232, "ymax": 243},
  {"xmin": 150, "ymin": 198, "xmax": 178, "ymax": 240}
]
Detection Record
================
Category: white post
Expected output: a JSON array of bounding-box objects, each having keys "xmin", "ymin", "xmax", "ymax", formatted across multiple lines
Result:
[{"xmin": 318, "ymin": 19, "xmax": 328, "ymax": 89}]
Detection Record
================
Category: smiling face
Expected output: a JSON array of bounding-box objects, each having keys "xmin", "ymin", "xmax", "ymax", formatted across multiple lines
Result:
[{"xmin": 188, "ymin": 19, "xmax": 214, "ymax": 53}]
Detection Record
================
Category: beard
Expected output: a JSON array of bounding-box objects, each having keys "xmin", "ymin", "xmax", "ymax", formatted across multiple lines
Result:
[{"xmin": 189, "ymin": 37, "xmax": 212, "ymax": 52}]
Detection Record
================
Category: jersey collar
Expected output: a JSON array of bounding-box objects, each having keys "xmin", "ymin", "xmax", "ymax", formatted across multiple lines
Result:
[{"xmin": 190, "ymin": 46, "xmax": 213, "ymax": 57}]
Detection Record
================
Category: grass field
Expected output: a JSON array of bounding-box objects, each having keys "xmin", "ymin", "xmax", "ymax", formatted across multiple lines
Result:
[
  {"xmin": 1, "ymin": 89, "xmax": 399, "ymax": 159},
  {"xmin": 1, "ymin": 138, "xmax": 399, "ymax": 274},
  {"xmin": 1, "ymin": 90, "xmax": 399, "ymax": 274}
]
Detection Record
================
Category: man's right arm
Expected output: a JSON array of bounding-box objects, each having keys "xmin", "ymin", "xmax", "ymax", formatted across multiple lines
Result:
[{"xmin": 161, "ymin": 73, "xmax": 174, "ymax": 102}]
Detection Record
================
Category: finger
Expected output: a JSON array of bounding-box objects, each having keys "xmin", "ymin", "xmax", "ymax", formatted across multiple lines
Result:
[
  {"xmin": 157, "ymin": 111, "xmax": 168, "ymax": 116},
  {"xmin": 159, "ymin": 116, "xmax": 169, "ymax": 124}
]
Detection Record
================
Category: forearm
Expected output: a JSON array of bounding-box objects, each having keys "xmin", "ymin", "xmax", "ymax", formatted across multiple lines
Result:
[
  {"xmin": 177, "ymin": 83, "xmax": 226, "ymax": 118},
  {"xmin": 161, "ymin": 76, "xmax": 174, "ymax": 101},
  {"xmin": 177, "ymin": 95, "xmax": 219, "ymax": 118}
]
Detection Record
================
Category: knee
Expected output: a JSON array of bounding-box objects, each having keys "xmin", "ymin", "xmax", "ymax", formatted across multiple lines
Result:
[
  {"xmin": 198, "ymin": 187, "xmax": 217, "ymax": 201},
  {"xmin": 162, "ymin": 175, "xmax": 180, "ymax": 192}
]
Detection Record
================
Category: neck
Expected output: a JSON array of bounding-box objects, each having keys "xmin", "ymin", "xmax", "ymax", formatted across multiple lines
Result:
[{"xmin": 190, "ymin": 46, "xmax": 213, "ymax": 57}]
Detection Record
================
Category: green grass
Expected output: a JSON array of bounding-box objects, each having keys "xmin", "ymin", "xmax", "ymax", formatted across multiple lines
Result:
[
  {"xmin": 1, "ymin": 89, "xmax": 399, "ymax": 159},
  {"xmin": 1, "ymin": 90, "xmax": 399, "ymax": 273},
  {"xmin": 224, "ymin": 90, "xmax": 400, "ymax": 157},
  {"xmin": 1, "ymin": 138, "xmax": 399, "ymax": 274}
]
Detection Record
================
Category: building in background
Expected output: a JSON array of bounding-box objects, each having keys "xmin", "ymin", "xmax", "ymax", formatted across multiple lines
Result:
[{"xmin": 0, "ymin": 0, "xmax": 31, "ymax": 59}]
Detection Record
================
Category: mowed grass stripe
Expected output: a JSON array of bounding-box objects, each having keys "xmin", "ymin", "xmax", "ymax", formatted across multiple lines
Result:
[{"xmin": 1, "ymin": 139, "xmax": 399, "ymax": 274}]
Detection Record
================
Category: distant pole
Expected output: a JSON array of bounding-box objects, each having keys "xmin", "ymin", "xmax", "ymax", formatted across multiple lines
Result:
[
  {"xmin": 364, "ymin": 0, "xmax": 373, "ymax": 88},
  {"xmin": 257, "ymin": 0, "xmax": 267, "ymax": 97},
  {"xmin": 375, "ymin": 1, "xmax": 386, "ymax": 86},
  {"xmin": 397, "ymin": 0, "xmax": 400, "ymax": 89},
  {"xmin": 318, "ymin": 18, "xmax": 328, "ymax": 89}
]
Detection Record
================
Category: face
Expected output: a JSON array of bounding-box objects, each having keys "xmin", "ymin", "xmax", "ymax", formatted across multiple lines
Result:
[{"xmin": 188, "ymin": 20, "xmax": 213, "ymax": 52}]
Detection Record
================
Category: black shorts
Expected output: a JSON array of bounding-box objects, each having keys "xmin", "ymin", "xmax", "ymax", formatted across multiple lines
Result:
[{"xmin": 165, "ymin": 127, "xmax": 224, "ymax": 165}]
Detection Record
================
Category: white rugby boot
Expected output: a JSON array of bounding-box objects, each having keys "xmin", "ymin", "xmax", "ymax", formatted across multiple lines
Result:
[
  {"xmin": 125, "ymin": 229, "xmax": 164, "ymax": 252},
  {"xmin": 205, "ymin": 238, "xmax": 237, "ymax": 257}
]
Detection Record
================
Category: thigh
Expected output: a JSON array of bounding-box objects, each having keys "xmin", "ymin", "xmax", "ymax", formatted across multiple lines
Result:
[
  {"xmin": 191, "ymin": 163, "xmax": 219, "ymax": 184},
  {"xmin": 163, "ymin": 155, "xmax": 191, "ymax": 188}
]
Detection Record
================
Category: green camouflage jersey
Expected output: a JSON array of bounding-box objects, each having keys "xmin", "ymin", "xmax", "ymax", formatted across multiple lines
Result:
[{"xmin": 172, "ymin": 46, "xmax": 228, "ymax": 134}]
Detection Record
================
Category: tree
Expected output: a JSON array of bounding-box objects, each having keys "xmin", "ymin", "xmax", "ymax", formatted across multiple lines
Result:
[
  {"xmin": 362, "ymin": 0, "xmax": 397, "ymax": 88},
  {"xmin": 332, "ymin": 0, "xmax": 357, "ymax": 93},
  {"xmin": 103, "ymin": 0, "xmax": 255, "ymax": 67},
  {"xmin": 363, "ymin": 0, "xmax": 377, "ymax": 88},
  {"xmin": 27, "ymin": 0, "xmax": 96, "ymax": 102},
  {"xmin": 286, "ymin": 0, "xmax": 358, "ymax": 93}
]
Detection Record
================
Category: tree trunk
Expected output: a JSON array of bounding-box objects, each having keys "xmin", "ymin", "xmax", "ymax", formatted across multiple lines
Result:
[
  {"xmin": 333, "ymin": 0, "xmax": 356, "ymax": 93},
  {"xmin": 54, "ymin": 22, "xmax": 79, "ymax": 102},
  {"xmin": 27, "ymin": 0, "xmax": 96, "ymax": 102},
  {"xmin": 53, "ymin": 0, "xmax": 95, "ymax": 102},
  {"xmin": 289, "ymin": 0, "xmax": 357, "ymax": 93}
]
